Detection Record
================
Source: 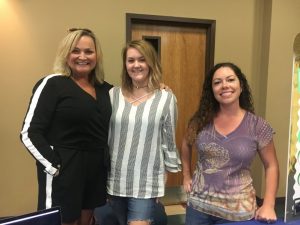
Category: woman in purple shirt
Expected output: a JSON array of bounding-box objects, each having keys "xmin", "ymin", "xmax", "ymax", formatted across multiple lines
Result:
[{"xmin": 181, "ymin": 62, "xmax": 279, "ymax": 225}]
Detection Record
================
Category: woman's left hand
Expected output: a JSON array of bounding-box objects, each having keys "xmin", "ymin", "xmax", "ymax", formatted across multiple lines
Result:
[
  {"xmin": 255, "ymin": 204, "xmax": 277, "ymax": 223},
  {"xmin": 159, "ymin": 83, "xmax": 171, "ymax": 91}
]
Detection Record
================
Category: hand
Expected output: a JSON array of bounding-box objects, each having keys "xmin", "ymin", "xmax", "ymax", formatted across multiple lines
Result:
[
  {"xmin": 183, "ymin": 176, "xmax": 192, "ymax": 193},
  {"xmin": 159, "ymin": 83, "xmax": 172, "ymax": 91},
  {"xmin": 255, "ymin": 204, "xmax": 277, "ymax": 223},
  {"xmin": 53, "ymin": 165, "xmax": 60, "ymax": 177}
]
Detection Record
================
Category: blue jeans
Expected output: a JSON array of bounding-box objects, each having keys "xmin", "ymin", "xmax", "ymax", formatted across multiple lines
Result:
[
  {"xmin": 185, "ymin": 205, "xmax": 231, "ymax": 225},
  {"xmin": 93, "ymin": 201, "xmax": 167, "ymax": 225},
  {"xmin": 108, "ymin": 196, "xmax": 156, "ymax": 225}
]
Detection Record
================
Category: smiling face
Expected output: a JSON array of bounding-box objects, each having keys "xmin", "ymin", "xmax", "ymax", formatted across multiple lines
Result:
[
  {"xmin": 212, "ymin": 66, "xmax": 242, "ymax": 107},
  {"xmin": 67, "ymin": 35, "xmax": 97, "ymax": 77},
  {"xmin": 125, "ymin": 47, "xmax": 150, "ymax": 86}
]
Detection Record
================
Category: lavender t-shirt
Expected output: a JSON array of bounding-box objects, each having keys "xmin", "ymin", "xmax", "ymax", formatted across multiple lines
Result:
[{"xmin": 187, "ymin": 111, "xmax": 274, "ymax": 221}]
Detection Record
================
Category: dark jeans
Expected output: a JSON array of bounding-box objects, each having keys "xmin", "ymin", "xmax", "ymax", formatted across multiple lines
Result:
[{"xmin": 185, "ymin": 205, "xmax": 231, "ymax": 225}]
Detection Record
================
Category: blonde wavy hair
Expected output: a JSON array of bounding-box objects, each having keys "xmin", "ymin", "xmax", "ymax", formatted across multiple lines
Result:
[
  {"xmin": 121, "ymin": 39, "xmax": 162, "ymax": 92},
  {"xmin": 53, "ymin": 28, "xmax": 105, "ymax": 84}
]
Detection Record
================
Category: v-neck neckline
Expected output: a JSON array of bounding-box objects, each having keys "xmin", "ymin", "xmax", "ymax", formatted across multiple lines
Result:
[
  {"xmin": 70, "ymin": 77, "xmax": 97, "ymax": 101},
  {"xmin": 119, "ymin": 88, "xmax": 156, "ymax": 108},
  {"xmin": 213, "ymin": 111, "xmax": 247, "ymax": 140}
]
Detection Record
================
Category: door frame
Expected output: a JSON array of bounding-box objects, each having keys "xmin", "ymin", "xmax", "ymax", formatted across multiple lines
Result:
[{"xmin": 126, "ymin": 13, "xmax": 216, "ymax": 75}]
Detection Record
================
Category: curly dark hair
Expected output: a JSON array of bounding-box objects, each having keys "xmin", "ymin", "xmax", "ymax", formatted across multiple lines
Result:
[{"xmin": 186, "ymin": 62, "xmax": 255, "ymax": 145}]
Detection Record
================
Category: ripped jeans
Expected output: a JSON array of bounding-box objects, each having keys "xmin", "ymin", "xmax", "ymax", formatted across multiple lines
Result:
[{"xmin": 108, "ymin": 195, "xmax": 156, "ymax": 225}]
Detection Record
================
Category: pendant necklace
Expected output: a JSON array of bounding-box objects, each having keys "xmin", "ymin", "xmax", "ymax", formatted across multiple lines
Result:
[{"xmin": 134, "ymin": 84, "xmax": 148, "ymax": 89}]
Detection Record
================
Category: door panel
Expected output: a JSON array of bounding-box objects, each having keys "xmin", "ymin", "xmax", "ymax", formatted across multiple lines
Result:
[{"xmin": 132, "ymin": 24, "xmax": 206, "ymax": 187}]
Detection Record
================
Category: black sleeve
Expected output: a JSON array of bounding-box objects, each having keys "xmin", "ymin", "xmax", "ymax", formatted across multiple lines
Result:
[
  {"xmin": 20, "ymin": 75, "xmax": 61, "ymax": 176},
  {"xmin": 103, "ymin": 81, "xmax": 114, "ymax": 89}
]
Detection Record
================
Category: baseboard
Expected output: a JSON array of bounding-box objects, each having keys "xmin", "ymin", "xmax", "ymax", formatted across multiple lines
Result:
[{"xmin": 161, "ymin": 186, "xmax": 187, "ymax": 205}]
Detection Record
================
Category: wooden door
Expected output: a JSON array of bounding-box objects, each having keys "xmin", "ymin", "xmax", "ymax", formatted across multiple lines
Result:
[{"xmin": 128, "ymin": 14, "xmax": 215, "ymax": 187}]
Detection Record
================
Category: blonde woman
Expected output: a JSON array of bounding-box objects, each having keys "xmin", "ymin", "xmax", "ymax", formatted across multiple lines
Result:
[
  {"xmin": 20, "ymin": 28, "xmax": 111, "ymax": 225},
  {"xmin": 107, "ymin": 40, "xmax": 181, "ymax": 225}
]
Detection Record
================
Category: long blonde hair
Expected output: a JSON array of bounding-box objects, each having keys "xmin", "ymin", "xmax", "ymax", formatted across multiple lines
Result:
[
  {"xmin": 121, "ymin": 39, "xmax": 162, "ymax": 92},
  {"xmin": 53, "ymin": 28, "xmax": 105, "ymax": 84}
]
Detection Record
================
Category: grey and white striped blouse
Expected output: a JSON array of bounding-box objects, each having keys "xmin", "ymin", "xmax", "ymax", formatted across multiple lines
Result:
[{"xmin": 107, "ymin": 87, "xmax": 181, "ymax": 198}]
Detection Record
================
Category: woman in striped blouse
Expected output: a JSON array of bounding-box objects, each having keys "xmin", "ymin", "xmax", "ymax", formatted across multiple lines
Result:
[{"xmin": 107, "ymin": 40, "xmax": 182, "ymax": 225}]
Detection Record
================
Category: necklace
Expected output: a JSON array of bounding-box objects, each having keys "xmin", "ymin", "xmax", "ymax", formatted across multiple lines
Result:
[
  {"xmin": 130, "ymin": 92, "xmax": 152, "ymax": 104},
  {"xmin": 134, "ymin": 84, "xmax": 148, "ymax": 89}
]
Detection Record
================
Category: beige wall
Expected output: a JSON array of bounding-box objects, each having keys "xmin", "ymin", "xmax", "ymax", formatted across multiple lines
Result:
[
  {"xmin": 264, "ymin": 0, "xmax": 300, "ymax": 198},
  {"xmin": 0, "ymin": 0, "xmax": 298, "ymax": 216}
]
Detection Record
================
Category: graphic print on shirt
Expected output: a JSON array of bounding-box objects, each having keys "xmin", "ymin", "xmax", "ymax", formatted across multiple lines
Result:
[
  {"xmin": 192, "ymin": 142, "xmax": 230, "ymax": 192},
  {"xmin": 188, "ymin": 112, "xmax": 274, "ymax": 221}
]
